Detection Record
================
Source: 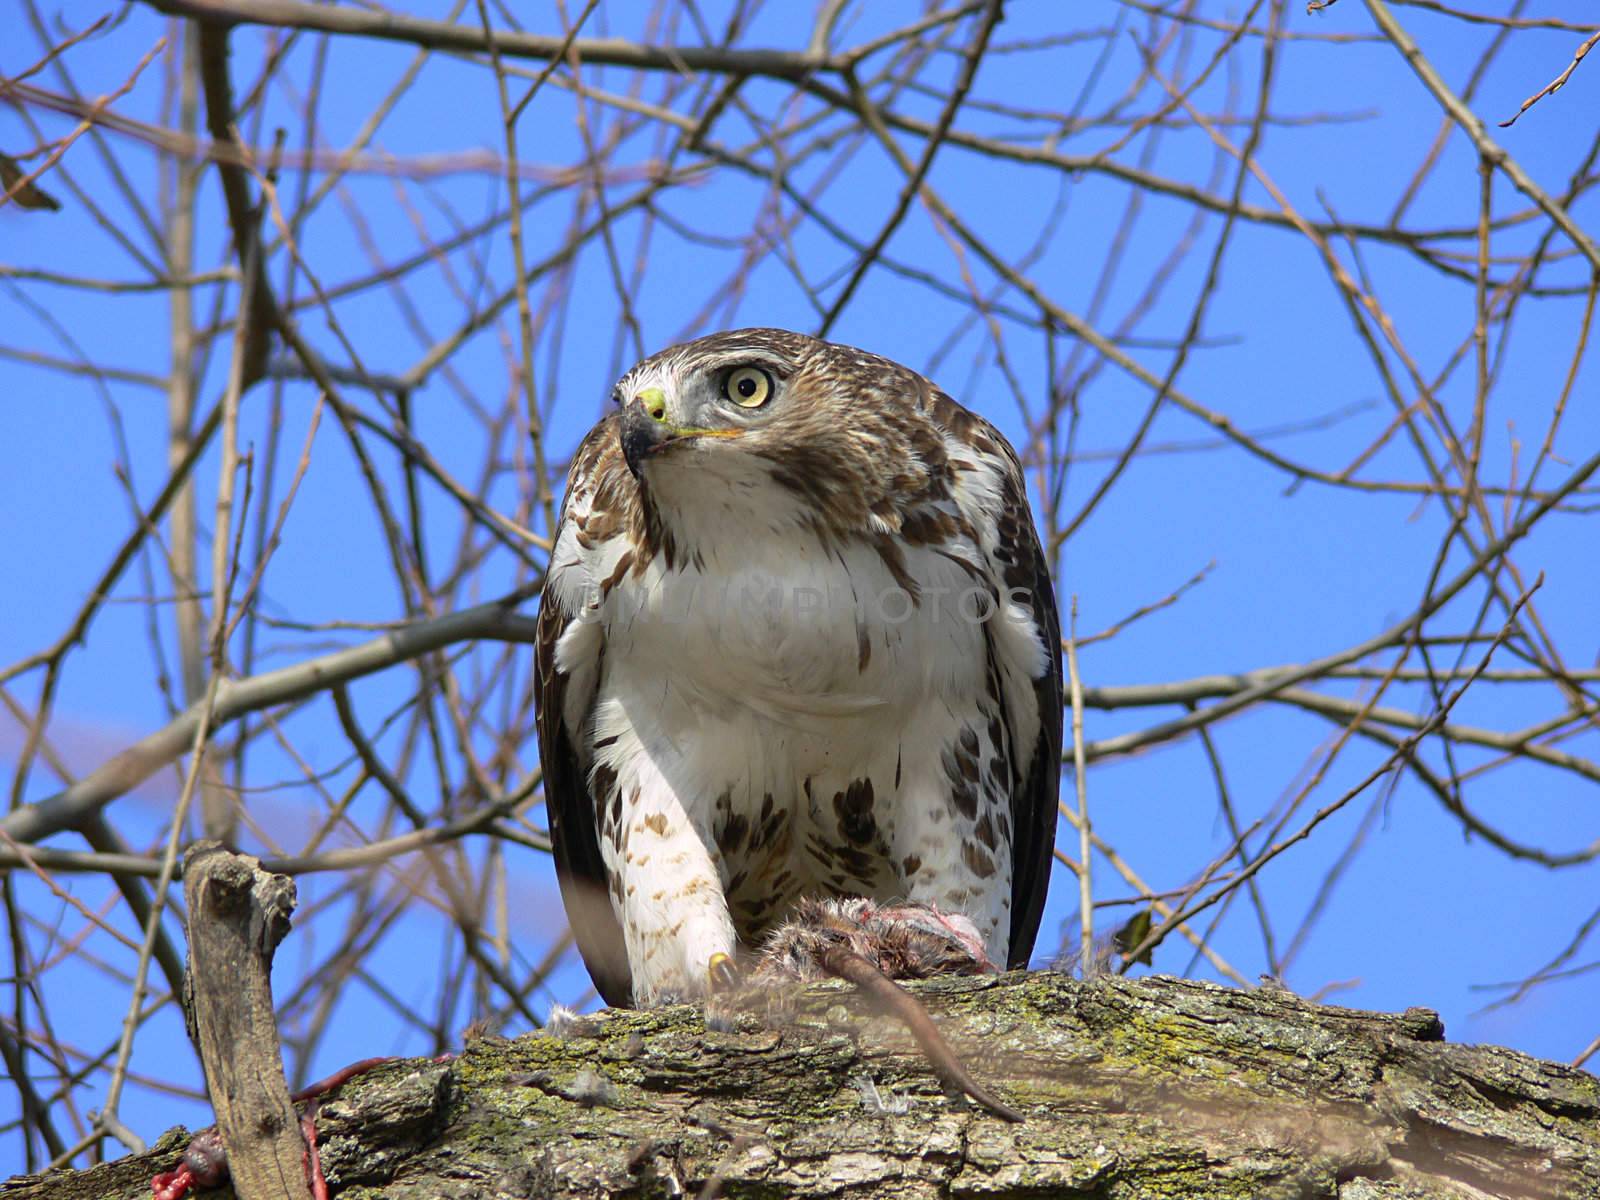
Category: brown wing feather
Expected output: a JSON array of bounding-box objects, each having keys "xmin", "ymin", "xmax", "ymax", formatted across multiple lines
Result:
[
  {"xmin": 1002, "ymin": 476, "xmax": 1063, "ymax": 968},
  {"xmin": 535, "ymin": 428, "xmax": 636, "ymax": 1008},
  {"xmin": 922, "ymin": 389, "xmax": 1062, "ymax": 968}
]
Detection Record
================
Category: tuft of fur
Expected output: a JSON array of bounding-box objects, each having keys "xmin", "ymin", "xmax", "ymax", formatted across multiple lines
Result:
[
  {"xmin": 568, "ymin": 1068, "xmax": 619, "ymax": 1107},
  {"xmin": 545, "ymin": 1003, "xmax": 597, "ymax": 1040},
  {"xmin": 852, "ymin": 1075, "xmax": 910, "ymax": 1115},
  {"xmin": 750, "ymin": 896, "xmax": 999, "ymax": 984}
]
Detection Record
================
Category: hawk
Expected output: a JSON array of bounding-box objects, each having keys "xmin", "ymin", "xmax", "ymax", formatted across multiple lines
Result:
[{"xmin": 535, "ymin": 329, "xmax": 1062, "ymax": 1007}]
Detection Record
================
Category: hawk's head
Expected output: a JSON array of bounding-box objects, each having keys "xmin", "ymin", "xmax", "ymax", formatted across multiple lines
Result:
[{"xmin": 611, "ymin": 328, "xmax": 948, "ymax": 546}]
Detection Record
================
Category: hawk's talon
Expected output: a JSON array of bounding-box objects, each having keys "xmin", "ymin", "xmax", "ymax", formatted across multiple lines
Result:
[
  {"xmin": 703, "ymin": 952, "xmax": 742, "ymax": 1032},
  {"xmin": 707, "ymin": 951, "xmax": 739, "ymax": 993}
]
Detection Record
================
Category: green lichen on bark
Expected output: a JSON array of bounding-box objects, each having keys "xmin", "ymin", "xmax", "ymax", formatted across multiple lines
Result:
[{"xmin": 5, "ymin": 973, "xmax": 1597, "ymax": 1199}]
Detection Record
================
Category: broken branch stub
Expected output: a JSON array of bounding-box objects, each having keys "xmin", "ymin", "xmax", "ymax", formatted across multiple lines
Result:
[{"xmin": 180, "ymin": 841, "xmax": 307, "ymax": 1200}]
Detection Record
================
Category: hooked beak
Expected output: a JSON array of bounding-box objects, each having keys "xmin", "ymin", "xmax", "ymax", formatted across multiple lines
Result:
[
  {"xmin": 619, "ymin": 386, "xmax": 741, "ymax": 480},
  {"xmin": 620, "ymin": 387, "xmax": 671, "ymax": 479}
]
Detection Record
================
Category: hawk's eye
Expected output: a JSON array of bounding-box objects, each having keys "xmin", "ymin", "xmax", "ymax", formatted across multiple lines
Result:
[{"xmin": 723, "ymin": 366, "xmax": 773, "ymax": 409}]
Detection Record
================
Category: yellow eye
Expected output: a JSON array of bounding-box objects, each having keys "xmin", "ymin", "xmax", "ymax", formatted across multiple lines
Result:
[{"xmin": 724, "ymin": 366, "xmax": 773, "ymax": 409}]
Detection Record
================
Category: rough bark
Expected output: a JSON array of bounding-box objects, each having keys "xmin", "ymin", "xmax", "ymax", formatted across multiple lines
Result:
[
  {"xmin": 180, "ymin": 842, "xmax": 307, "ymax": 1199},
  {"xmin": 5, "ymin": 972, "xmax": 1596, "ymax": 1199}
]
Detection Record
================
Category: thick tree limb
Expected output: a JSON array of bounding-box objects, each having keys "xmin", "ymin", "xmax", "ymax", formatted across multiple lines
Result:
[{"xmin": 7, "ymin": 973, "xmax": 1596, "ymax": 1198}]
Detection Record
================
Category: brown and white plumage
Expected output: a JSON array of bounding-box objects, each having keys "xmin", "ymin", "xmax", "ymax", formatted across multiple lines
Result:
[{"xmin": 534, "ymin": 328, "xmax": 1062, "ymax": 1007}]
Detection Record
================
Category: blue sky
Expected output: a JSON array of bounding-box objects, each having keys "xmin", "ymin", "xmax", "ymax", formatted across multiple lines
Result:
[{"xmin": 2, "ymin": 0, "xmax": 1598, "ymax": 1171}]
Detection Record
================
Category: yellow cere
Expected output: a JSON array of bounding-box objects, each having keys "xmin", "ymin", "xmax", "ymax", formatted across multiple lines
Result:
[{"xmin": 636, "ymin": 387, "xmax": 668, "ymax": 420}]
